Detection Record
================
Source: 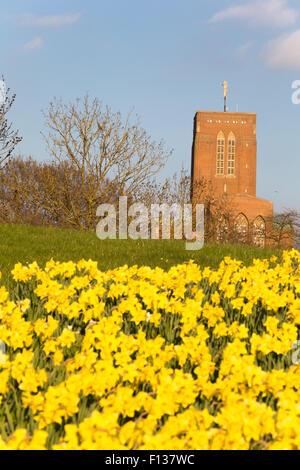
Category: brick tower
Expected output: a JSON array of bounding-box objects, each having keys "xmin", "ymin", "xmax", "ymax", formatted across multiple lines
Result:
[
  {"xmin": 191, "ymin": 111, "xmax": 257, "ymax": 197},
  {"xmin": 191, "ymin": 106, "xmax": 274, "ymax": 246}
]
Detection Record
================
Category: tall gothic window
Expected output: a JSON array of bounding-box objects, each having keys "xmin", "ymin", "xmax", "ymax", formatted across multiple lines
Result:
[
  {"xmin": 235, "ymin": 213, "xmax": 248, "ymax": 244},
  {"xmin": 253, "ymin": 216, "xmax": 265, "ymax": 248},
  {"xmin": 216, "ymin": 131, "xmax": 225, "ymax": 175},
  {"xmin": 228, "ymin": 132, "xmax": 235, "ymax": 175}
]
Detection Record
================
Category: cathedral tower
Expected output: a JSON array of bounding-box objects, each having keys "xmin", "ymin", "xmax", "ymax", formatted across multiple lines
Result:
[
  {"xmin": 190, "ymin": 84, "xmax": 274, "ymax": 247},
  {"xmin": 191, "ymin": 111, "xmax": 257, "ymax": 197}
]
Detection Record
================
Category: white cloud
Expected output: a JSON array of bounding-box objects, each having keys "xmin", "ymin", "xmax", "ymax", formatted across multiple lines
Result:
[
  {"xmin": 18, "ymin": 12, "xmax": 81, "ymax": 28},
  {"xmin": 209, "ymin": 0, "xmax": 298, "ymax": 28},
  {"xmin": 23, "ymin": 36, "xmax": 44, "ymax": 51},
  {"xmin": 264, "ymin": 29, "xmax": 300, "ymax": 69}
]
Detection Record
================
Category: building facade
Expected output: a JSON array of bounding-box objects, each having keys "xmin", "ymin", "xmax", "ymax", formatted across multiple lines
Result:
[{"xmin": 191, "ymin": 110, "xmax": 274, "ymax": 247}]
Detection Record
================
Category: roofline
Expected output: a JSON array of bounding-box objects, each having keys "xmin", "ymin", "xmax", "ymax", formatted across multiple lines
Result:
[
  {"xmin": 214, "ymin": 193, "xmax": 273, "ymax": 204},
  {"xmin": 195, "ymin": 111, "xmax": 256, "ymax": 116}
]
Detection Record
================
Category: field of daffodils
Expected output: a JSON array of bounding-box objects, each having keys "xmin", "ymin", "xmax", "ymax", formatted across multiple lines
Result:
[{"xmin": 1, "ymin": 251, "xmax": 300, "ymax": 449}]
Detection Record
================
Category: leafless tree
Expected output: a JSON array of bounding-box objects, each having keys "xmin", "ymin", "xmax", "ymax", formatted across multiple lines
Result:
[
  {"xmin": 8, "ymin": 95, "xmax": 172, "ymax": 231},
  {"xmin": 136, "ymin": 171, "xmax": 240, "ymax": 243},
  {"xmin": 1, "ymin": 156, "xmax": 122, "ymax": 229},
  {"xmin": 0, "ymin": 77, "xmax": 22, "ymax": 168},
  {"xmin": 134, "ymin": 167, "xmax": 191, "ymax": 207},
  {"xmin": 265, "ymin": 208, "xmax": 298, "ymax": 248}
]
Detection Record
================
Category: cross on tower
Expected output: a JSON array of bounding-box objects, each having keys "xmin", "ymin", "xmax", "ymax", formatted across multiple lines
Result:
[{"xmin": 222, "ymin": 81, "xmax": 228, "ymax": 112}]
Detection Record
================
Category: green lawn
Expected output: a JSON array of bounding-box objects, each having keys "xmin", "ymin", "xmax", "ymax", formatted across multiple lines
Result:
[{"xmin": 0, "ymin": 223, "xmax": 284, "ymax": 287}]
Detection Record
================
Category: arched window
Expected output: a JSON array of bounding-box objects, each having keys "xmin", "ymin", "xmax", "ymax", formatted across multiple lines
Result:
[
  {"xmin": 228, "ymin": 132, "xmax": 235, "ymax": 175},
  {"xmin": 235, "ymin": 213, "xmax": 248, "ymax": 244},
  {"xmin": 216, "ymin": 131, "xmax": 225, "ymax": 175},
  {"xmin": 253, "ymin": 216, "xmax": 265, "ymax": 248}
]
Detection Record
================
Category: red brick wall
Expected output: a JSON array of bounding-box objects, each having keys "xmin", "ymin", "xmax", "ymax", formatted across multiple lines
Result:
[
  {"xmin": 191, "ymin": 111, "xmax": 257, "ymax": 198},
  {"xmin": 190, "ymin": 110, "xmax": 282, "ymax": 247},
  {"xmin": 225, "ymin": 194, "xmax": 273, "ymax": 222},
  {"xmin": 210, "ymin": 194, "xmax": 274, "ymax": 247}
]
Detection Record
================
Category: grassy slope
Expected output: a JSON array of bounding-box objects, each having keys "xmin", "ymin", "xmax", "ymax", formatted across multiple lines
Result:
[{"xmin": 0, "ymin": 223, "xmax": 284, "ymax": 287}]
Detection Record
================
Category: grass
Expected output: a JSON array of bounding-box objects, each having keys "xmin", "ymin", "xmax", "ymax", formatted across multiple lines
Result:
[{"xmin": 0, "ymin": 223, "xmax": 284, "ymax": 288}]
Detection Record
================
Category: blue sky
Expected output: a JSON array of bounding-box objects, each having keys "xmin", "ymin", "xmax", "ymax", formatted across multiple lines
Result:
[{"xmin": 2, "ymin": 0, "xmax": 300, "ymax": 211}]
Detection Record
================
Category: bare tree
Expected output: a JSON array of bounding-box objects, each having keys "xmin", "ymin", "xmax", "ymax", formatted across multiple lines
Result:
[
  {"xmin": 9, "ymin": 95, "xmax": 172, "ymax": 231},
  {"xmin": 135, "ymin": 167, "xmax": 191, "ymax": 207},
  {"xmin": 203, "ymin": 196, "xmax": 238, "ymax": 243},
  {"xmin": 3, "ymin": 155, "xmax": 121, "ymax": 230},
  {"xmin": 265, "ymin": 208, "xmax": 298, "ymax": 248},
  {"xmin": 135, "ymin": 171, "xmax": 240, "ymax": 243},
  {"xmin": 0, "ymin": 77, "xmax": 22, "ymax": 168}
]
